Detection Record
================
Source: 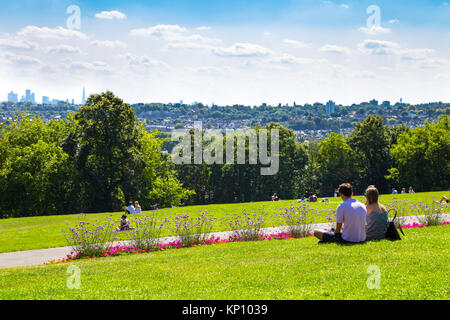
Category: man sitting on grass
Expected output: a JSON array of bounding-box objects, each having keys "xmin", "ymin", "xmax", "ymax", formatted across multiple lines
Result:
[{"xmin": 314, "ymin": 183, "xmax": 367, "ymax": 244}]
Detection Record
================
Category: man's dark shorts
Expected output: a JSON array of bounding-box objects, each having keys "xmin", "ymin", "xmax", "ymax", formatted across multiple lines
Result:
[{"xmin": 322, "ymin": 232, "xmax": 352, "ymax": 244}]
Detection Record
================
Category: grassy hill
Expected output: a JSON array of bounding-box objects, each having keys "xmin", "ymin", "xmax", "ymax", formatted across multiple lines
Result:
[{"xmin": 0, "ymin": 191, "xmax": 448, "ymax": 253}]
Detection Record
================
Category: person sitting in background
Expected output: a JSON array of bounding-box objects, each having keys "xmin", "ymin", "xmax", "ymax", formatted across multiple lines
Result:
[
  {"xmin": 320, "ymin": 198, "xmax": 330, "ymax": 203},
  {"xmin": 401, "ymin": 188, "xmax": 406, "ymax": 194},
  {"xmin": 308, "ymin": 193, "xmax": 318, "ymax": 202},
  {"xmin": 116, "ymin": 213, "xmax": 132, "ymax": 232},
  {"xmin": 408, "ymin": 186, "xmax": 415, "ymax": 193},
  {"xmin": 272, "ymin": 193, "xmax": 280, "ymax": 201},
  {"xmin": 134, "ymin": 201, "xmax": 142, "ymax": 213},
  {"xmin": 364, "ymin": 186, "xmax": 388, "ymax": 241},
  {"xmin": 126, "ymin": 201, "xmax": 135, "ymax": 214},
  {"xmin": 392, "ymin": 188, "xmax": 398, "ymax": 194}
]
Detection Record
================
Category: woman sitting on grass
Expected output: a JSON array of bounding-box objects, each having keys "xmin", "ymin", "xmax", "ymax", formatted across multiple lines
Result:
[
  {"xmin": 116, "ymin": 213, "xmax": 133, "ymax": 232},
  {"xmin": 364, "ymin": 186, "xmax": 388, "ymax": 241}
]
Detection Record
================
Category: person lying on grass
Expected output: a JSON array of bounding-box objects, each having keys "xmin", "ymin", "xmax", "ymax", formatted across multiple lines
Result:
[
  {"xmin": 435, "ymin": 196, "xmax": 449, "ymax": 205},
  {"xmin": 364, "ymin": 186, "xmax": 388, "ymax": 241},
  {"xmin": 314, "ymin": 183, "xmax": 367, "ymax": 244}
]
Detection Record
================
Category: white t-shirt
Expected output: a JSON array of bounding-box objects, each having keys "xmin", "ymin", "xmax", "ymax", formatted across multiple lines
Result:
[
  {"xmin": 336, "ymin": 198, "xmax": 367, "ymax": 242},
  {"xmin": 127, "ymin": 205, "xmax": 135, "ymax": 214}
]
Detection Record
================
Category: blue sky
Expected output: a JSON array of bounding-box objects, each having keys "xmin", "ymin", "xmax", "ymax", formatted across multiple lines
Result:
[{"xmin": 1, "ymin": 0, "xmax": 449, "ymax": 105}]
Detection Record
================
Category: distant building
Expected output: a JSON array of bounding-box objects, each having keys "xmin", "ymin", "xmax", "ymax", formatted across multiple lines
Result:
[
  {"xmin": 42, "ymin": 96, "xmax": 50, "ymax": 104},
  {"xmin": 21, "ymin": 89, "xmax": 36, "ymax": 103},
  {"xmin": 8, "ymin": 91, "xmax": 18, "ymax": 103},
  {"xmin": 325, "ymin": 100, "xmax": 335, "ymax": 115},
  {"xmin": 369, "ymin": 99, "xmax": 379, "ymax": 106},
  {"xmin": 82, "ymin": 88, "xmax": 86, "ymax": 105},
  {"xmin": 25, "ymin": 89, "xmax": 31, "ymax": 102},
  {"xmin": 382, "ymin": 101, "xmax": 390, "ymax": 107},
  {"xmin": 71, "ymin": 99, "xmax": 75, "ymax": 105}
]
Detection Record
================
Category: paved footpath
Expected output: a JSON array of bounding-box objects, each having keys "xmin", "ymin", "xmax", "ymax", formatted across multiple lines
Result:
[{"xmin": 1, "ymin": 214, "xmax": 448, "ymax": 269}]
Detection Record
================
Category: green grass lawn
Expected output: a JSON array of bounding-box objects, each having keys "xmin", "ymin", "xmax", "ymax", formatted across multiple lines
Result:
[
  {"xmin": 0, "ymin": 224, "xmax": 448, "ymax": 300},
  {"xmin": 0, "ymin": 191, "xmax": 448, "ymax": 253}
]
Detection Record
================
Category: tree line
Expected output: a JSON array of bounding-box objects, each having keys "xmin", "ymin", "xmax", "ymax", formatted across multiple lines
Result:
[{"xmin": 173, "ymin": 115, "xmax": 449, "ymax": 204}]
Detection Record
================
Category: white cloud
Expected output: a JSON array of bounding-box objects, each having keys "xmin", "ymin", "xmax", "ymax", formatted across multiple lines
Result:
[
  {"xmin": 131, "ymin": 24, "xmax": 221, "ymax": 51},
  {"xmin": 389, "ymin": 19, "xmax": 399, "ymax": 24},
  {"xmin": 400, "ymin": 48, "xmax": 435, "ymax": 61},
  {"xmin": 18, "ymin": 26, "xmax": 88, "ymax": 40},
  {"xmin": 46, "ymin": 45, "xmax": 82, "ymax": 54},
  {"xmin": 69, "ymin": 60, "xmax": 112, "ymax": 73},
  {"xmin": 0, "ymin": 38, "xmax": 37, "ymax": 50},
  {"xmin": 269, "ymin": 54, "xmax": 314, "ymax": 65},
  {"xmin": 122, "ymin": 53, "xmax": 169, "ymax": 69},
  {"xmin": 283, "ymin": 39, "xmax": 311, "ymax": 48},
  {"xmin": 90, "ymin": 40, "xmax": 127, "ymax": 48},
  {"xmin": 359, "ymin": 25, "xmax": 392, "ymax": 35},
  {"xmin": 213, "ymin": 43, "xmax": 273, "ymax": 57},
  {"xmin": 358, "ymin": 39, "xmax": 399, "ymax": 55},
  {"xmin": 172, "ymin": 34, "xmax": 221, "ymax": 45},
  {"xmin": 354, "ymin": 70, "xmax": 377, "ymax": 79},
  {"xmin": 189, "ymin": 66, "xmax": 233, "ymax": 75},
  {"xmin": 358, "ymin": 40, "xmax": 441, "ymax": 69},
  {"xmin": 319, "ymin": 44, "xmax": 351, "ymax": 54},
  {"xmin": 130, "ymin": 24, "xmax": 188, "ymax": 39},
  {"xmin": 2, "ymin": 52, "xmax": 41, "ymax": 66},
  {"xmin": 95, "ymin": 10, "xmax": 127, "ymax": 20},
  {"xmin": 415, "ymin": 57, "xmax": 450, "ymax": 69},
  {"xmin": 196, "ymin": 26, "xmax": 211, "ymax": 31},
  {"xmin": 340, "ymin": 4, "xmax": 349, "ymax": 9}
]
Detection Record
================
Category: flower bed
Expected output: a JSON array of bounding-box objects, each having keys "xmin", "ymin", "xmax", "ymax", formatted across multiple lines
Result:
[{"xmin": 44, "ymin": 221, "xmax": 449, "ymax": 265}]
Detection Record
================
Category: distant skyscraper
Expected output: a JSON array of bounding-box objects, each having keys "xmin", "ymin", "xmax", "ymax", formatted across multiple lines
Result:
[
  {"xmin": 8, "ymin": 91, "xmax": 18, "ymax": 103},
  {"xmin": 325, "ymin": 100, "xmax": 335, "ymax": 115},
  {"xmin": 23, "ymin": 89, "xmax": 36, "ymax": 103},
  {"xmin": 25, "ymin": 89, "xmax": 31, "ymax": 102},
  {"xmin": 72, "ymin": 99, "xmax": 75, "ymax": 105},
  {"xmin": 42, "ymin": 96, "xmax": 50, "ymax": 104},
  {"xmin": 82, "ymin": 88, "xmax": 86, "ymax": 104}
]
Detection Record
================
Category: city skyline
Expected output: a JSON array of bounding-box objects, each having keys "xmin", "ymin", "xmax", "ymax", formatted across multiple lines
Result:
[
  {"xmin": 0, "ymin": 1, "xmax": 449, "ymax": 105},
  {"xmin": 6, "ymin": 88, "xmax": 85, "ymax": 105},
  {"xmin": 4, "ymin": 87, "xmax": 412, "ymax": 109}
]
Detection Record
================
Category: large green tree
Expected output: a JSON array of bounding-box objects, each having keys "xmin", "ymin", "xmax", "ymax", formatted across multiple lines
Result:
[
  {"xmin": 0, "ymin": 114, "xmax": 78, "ymax": 218},
  {"xmin": 71, "ymin": 91, "xmax": 144, "ymax": 212},
  {"xmin": 389, "ymin": 115, "xmax": 449, "ymax": 191},
  {"xmin": 347, "ymin": 116, "xmax": 392, "ymax": 194},
  {"xmin": 317, "ymin": 133, "xmax": 357, "ymax": 196}
]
